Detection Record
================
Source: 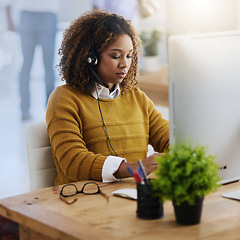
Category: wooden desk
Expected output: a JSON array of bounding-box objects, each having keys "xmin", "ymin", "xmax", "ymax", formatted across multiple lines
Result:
[{"xmin": 0, "ymin": 179, "xmax": 240, "ymax": 240}]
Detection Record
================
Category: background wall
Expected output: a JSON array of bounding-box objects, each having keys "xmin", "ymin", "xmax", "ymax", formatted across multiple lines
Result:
[
  {"xmin": 238, "ymin": 0, "xmax": 240, "ymax": 28},
  {"xmin": 164, "ymin": 0, "xmax": 240, "ymax": 63},
  {"xmin": 166, "ymin": 0, "xmax": 239, "ymax": 35}
]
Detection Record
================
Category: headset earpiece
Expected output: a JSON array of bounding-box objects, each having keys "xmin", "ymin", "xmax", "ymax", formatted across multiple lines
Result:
[
  {"xmin": 87, "ymin": 54, "xmax": 98, "ymax": 66},
  {"xmin": 87, "ymin": 35, "xmax": 98, "ymax": 66}
]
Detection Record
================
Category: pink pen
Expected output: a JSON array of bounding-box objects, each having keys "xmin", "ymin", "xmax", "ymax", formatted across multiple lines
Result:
[{"xmin": 134, "ymin": 172, "xmax": 144, "ymax": 184}]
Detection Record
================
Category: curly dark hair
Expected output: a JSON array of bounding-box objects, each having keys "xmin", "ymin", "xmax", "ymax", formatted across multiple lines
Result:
[{"xmin": 58, "ymin": 10, "xmax": 141, "ymax": 95}]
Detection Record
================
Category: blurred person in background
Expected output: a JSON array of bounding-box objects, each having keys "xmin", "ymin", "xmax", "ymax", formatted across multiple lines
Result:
[
  {"xmin": 6, "ymin": 0, "xmax": 59, "ymax": 120},
  {"xmin": 2, "ymin": 0, "xmax": 14, "ymax": 31},
  {"xmin": 91, "ymin": 0, "xmax": 139, "ymax": 30}
]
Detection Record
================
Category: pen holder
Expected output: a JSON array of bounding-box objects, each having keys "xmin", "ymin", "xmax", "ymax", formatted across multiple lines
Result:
[{"xmin": 136, "ymin": 181, "xmax": 163, "ymax": 220}]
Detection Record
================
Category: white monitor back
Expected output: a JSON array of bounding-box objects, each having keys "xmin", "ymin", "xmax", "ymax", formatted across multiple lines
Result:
[{"xmin": 168, "ymin": 31, "xmax": 240, "ymax": 184}]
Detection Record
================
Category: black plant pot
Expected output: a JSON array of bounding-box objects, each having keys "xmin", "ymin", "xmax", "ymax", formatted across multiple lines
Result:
[{"xmin": 173, "ymin": 196, "xmax": 204, "ymax": 225}]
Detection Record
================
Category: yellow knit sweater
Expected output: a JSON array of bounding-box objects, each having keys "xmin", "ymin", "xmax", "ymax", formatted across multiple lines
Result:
[{"xmin": 46, "ymin": 84, "xmax": 169, "ymax": 185}]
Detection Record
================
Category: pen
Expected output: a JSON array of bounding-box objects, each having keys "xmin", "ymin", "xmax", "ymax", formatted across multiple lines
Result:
[
  {"xmin": 138, "ymin": 160, "xmax": 150, "ymax": 185},
  {"xmin": 138, "ymin": 166, "xmax": 143, "ymax": 179},
  {"xmin": 133, "ymin": 172, "xmax": 144, "ymax": 184},
  {"xmin": 127, "ymin": 166, "xmax": 134, "ymax": 177}
]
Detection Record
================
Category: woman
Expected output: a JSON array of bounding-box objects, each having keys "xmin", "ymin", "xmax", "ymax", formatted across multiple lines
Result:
[{"xmin": 46, "ymin": 10, "xmax": 169, "ymax": 185}]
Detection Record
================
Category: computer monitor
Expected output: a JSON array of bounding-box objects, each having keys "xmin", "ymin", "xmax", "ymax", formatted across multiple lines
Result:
[{"xmin": 168, "ymin": 30, "xmax": 240, "ymax": 184}]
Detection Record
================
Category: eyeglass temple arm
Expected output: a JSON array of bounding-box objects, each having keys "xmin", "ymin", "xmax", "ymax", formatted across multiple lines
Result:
[{"xmin": 100, "ymin": 190, "xmax": 109, "ymax": 202}]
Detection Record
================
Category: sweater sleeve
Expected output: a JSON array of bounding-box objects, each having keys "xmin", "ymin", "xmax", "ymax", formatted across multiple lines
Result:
[
  {"xmin": 46, "ymin": 86, "xmax": 107, "ymax": 183},
  {"xmin": 147, "ymin": 96, "xmax": 169, "ymax": 153}
]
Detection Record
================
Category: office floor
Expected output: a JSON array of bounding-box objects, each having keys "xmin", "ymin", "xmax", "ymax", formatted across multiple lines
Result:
[{"xmin": 0, "ymin": 31, "xmax": 169, "ymax": 200}]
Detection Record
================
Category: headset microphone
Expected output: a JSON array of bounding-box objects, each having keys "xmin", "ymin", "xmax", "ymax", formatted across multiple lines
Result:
[{"xmin": 88, "ymin": 65, "xmax": 109, "ymax": 88}]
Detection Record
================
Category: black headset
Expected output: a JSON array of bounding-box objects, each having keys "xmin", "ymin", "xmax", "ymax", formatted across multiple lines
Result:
[
  {"xmin": 87, "ymin": 17, "xmax": 118, "ymax": 156},
  {"xmin": 87, "ymin": 19, "xmax": 109, "ymax": 88}
]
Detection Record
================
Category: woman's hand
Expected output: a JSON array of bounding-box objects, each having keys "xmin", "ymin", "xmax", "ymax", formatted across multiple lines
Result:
[
  {"xmin": 113, "ymin": 153, "xmax": 165, "ymax": 179},
  {"xmin": 141, "ymin": 153, "xmax": 159, "ymax": 175}
]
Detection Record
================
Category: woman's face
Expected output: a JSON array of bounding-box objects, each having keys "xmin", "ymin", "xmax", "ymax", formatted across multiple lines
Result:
[{"xmin": 97, "ymin": 34, "xmax": 133, "ymax": 91}]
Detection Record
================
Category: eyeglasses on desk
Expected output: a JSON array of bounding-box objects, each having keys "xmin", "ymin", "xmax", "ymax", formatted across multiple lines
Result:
[{"xmin": 59, "ymin": 182, "xmax": 109, "ymax": 205}]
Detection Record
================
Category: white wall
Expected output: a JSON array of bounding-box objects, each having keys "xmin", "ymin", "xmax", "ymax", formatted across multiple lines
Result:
[
  {"xmin": 166, "ymin": 0, "xmax": 239, "ymax": 36},
  {"xmin": 238, "ymin": 0, "xmax": 240, "ymax": 28}
]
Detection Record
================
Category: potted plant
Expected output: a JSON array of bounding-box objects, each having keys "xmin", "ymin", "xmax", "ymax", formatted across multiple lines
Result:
[
  {"xmin": 152, "ymin": 140, "xmax": 221, "ymax": 225},
  {"xmin": 139, "ymin": 30, "xmax": 161, "ymax": 72}
]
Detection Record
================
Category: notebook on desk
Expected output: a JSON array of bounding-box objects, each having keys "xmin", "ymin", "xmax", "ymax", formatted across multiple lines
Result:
[
  {"xmin": 222, "ymin": 190, "xmax": 240, "ymax": 201},
  {"xmin": 112, "ymin": 188, "xmax": 137, "ymax": 200}
]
